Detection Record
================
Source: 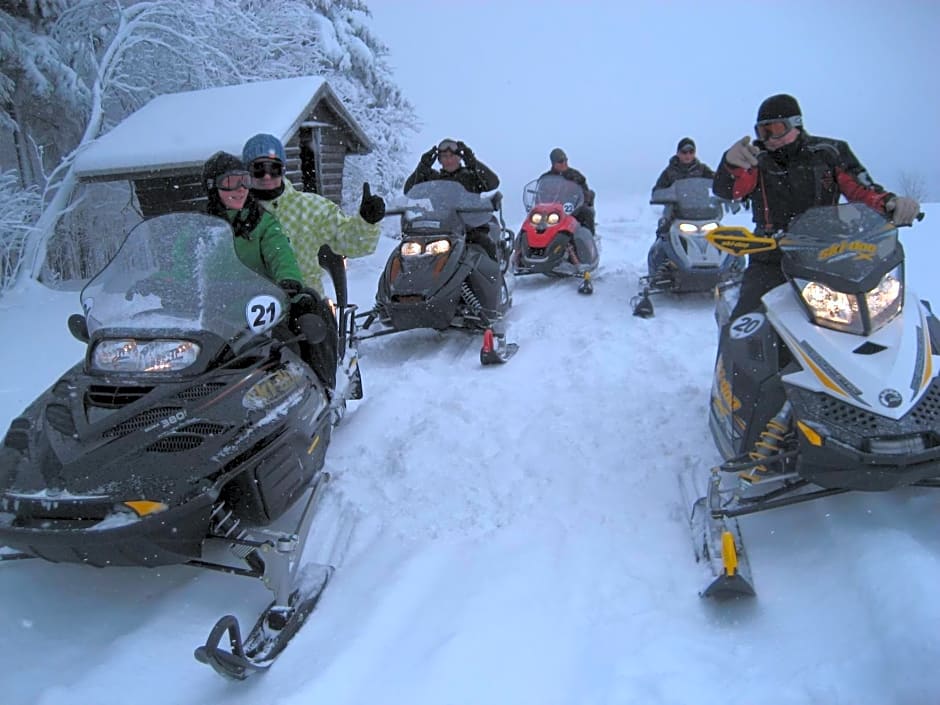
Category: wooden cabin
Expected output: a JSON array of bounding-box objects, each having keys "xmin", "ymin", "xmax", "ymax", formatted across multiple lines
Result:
[{"xmin": 73, "ymin": 76, "xmax": 372, "ymax": 215}]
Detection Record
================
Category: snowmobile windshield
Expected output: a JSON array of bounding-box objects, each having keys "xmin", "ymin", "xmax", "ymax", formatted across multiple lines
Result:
[
  {"xmin": 780, "ymin": 203, "xmax": 902, "ymax": 289},
  {"xmin": 653, "ymin": 177, "xmax": 723, "ymax": 221},
  {"xmin": 522, "ymin": 174, "xmax": 585, "ymax": 213},
  {"xmin": 402, "ymin": 181, "xmax": 494, "ymax": 230},
  {"xmin": 80, "ymin": 213, "xmax": 288, "ymax": 344}
]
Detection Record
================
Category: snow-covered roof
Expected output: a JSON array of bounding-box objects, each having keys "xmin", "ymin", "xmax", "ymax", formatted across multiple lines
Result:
[{"xmin": 73, "ymin": 76, "xmax": 371, "ymax": 181}]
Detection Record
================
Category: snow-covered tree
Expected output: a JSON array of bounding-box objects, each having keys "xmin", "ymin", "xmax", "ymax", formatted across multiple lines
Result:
[
  {"xmin": 0, "ymin": 168, "xmax": 41, "ymax": 290},
  {"xmin": 0, "ymin": 1, "xmax": 88, "ymax": 187},
  {"xmin": 0, "ymin": 0, "xmax": 418, "ymax": 288}
]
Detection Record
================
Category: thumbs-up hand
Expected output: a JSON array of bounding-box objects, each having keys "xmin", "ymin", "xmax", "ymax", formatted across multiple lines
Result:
[{"xmin": 358, "ymin": 182, "xmax": 386, "ymax": 224}]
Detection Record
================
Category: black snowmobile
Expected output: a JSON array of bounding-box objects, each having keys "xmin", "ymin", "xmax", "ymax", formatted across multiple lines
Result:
[
  {"xmin": 355, "ymin": 180, "xmax": 518, "ymax": 364},
  {"xmin": 0, "ymin": 213, "xmax": 360, "ymax": 680},
  {"xmin": 680, "ymin": 204, "xmax": 934, "ymax": 599}
]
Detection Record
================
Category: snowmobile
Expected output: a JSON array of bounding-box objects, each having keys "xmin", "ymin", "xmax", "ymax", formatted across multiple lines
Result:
[
  {"xmin": 0, "ymin": 213, "xmax": 362, "ymax": 680},
  {"xmin": 680, "ymin": 203, "xmax": 935, "ymax": 599},
  {"xmin": 631, "ymin": 177, "xmax": 744, "ymax": 317},
  {"xmin": 355, "ymin": 179, "xmax": 518, "ymax": 364},
  {"xmin": 514, "ymin": 173, "xmax": 600, "ymax": 295}
]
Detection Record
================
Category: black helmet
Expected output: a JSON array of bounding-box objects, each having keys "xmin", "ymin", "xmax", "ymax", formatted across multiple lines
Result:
[
  {"xmin": 202, "ymin": 151, "xmax": 245, "ymax": 191},
  {"xmin": 757, "ymin": 94, "xmax": 802, "ymax": 123}
]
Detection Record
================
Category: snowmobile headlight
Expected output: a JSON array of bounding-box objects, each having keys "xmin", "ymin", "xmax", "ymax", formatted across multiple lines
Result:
[
  {"xmin": 425, "ymin": 239, "xmax": 451, "ymax": 255},
  {"xmin": 865, "ymin": 265, "xmax": 903, "ymax": 331},
  {"xmin": 530, "ymin": 213, "xmax": 543, "ymax": 225},
  {"xmin": 547, "ymin": 213, "xmax": 560, "ymax": 225},
  {"xmin": 678, "ymin": 223, "xmax": 699, "ymax": 233},
  {"xmin": 701, "ymin": 222, "xmax": 719, "ymax": 232},
  {"xmin": 401, "ymin": 241, "xmax": 422, "ymax": 257},
  {"xmin": 91, "ymin": 339, "xmax": 200, "ymax": 373},
  {"xmin": 797, "ymin": 279, "xmax": 863, "ymax": 334}
]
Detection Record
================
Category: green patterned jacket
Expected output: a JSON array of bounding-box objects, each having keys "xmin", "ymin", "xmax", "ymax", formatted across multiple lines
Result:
[{"xmin": 257, "ymin": 179, "xmax": 380, "ymax": 293}]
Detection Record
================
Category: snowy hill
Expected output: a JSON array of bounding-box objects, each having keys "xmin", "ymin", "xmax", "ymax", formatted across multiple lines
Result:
[{"xmin": 1, "ymin": 197, "xmax": 938, "ymax": 705}]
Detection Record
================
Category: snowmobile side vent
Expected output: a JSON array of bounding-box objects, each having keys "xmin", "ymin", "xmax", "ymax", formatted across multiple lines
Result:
[
  {"xmin": 853, "ymin": 342, "xmax": 887, "ymax": 355},
  {"xmin": 177, "ymin": 422, "xmax": 229, "ymax": 437},
  {"xmin": 146, "ymin": 434, "xmax": 204, "ymax": 453},
  {"xmin": 803, "ymin": 378, "xmax": 940, "ymax": 435},
  {"xmin": 86, "ymin": 384, "xmax": 154, "ymax": 409},
  {"xmin": 102, "ymin": 406, "xmax": 185, "ymax": 439},
  {"xmin": 178, "ymin": 382, "xmax": 227, "ymax": 401},
  {"xmin": 2, "ymin": 418, "xmax": 31, "ymax": 452},
  {"xmin": 910, "ymin": 382, "xmax": 940, "ymax": 427},
  {"xmin": 45, "ymin": 404, "xmax": 76, "ymax": 436}
]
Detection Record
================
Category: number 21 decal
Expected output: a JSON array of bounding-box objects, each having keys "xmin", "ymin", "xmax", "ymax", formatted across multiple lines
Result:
[{"xmin": 245, "ymin": 294, "xmax": 282, "ymax": 334}]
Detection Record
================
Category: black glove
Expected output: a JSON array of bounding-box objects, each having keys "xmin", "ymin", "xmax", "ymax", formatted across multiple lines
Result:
[
  {"xmin": 279, "ymin": 279, "xmax": 316, "ymax": 310},
  {"xmin": 420, "ymin": 146, "xmax": 438, "ymax": 167},
  {"xmin": 457, "ymin": 141, "xmax": 476, "ymax": 164},
  {"xmin": 279, "ymin": 278, "xmax": 303, "ymax": 298},
  {"xmin": 359, "ymin": 182, "xmax": 386, "ymax": 224}
]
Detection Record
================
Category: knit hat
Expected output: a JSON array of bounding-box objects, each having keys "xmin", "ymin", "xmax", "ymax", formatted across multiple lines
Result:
[
  {"xmin": 202, "ymin": 151, "xmax": 245, "ymax": 191},
  {"xmin": 549, "ymin": 147, "xmax": 567, "ymax": 163},
  {"xmin": 757, "ymin": 94, "xmax": 802, "ymax": 122},
  {"xmin": 242, "ymin": 133, "xmax": 286, "ymax": 164},
  {"xmin": 676, "ymin": 137, "xmax": 695, "ymax": 152}
]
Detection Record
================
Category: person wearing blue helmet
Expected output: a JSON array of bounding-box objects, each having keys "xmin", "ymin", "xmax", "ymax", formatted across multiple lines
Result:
[{"xmin": 241, "ymin": 132, "xmax": 386, "ymax": 295}]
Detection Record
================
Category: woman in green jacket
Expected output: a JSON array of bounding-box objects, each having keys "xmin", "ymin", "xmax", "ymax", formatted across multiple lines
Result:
[{"xmin": 202, "ymin": 151, "xmax": 337, "ymax": 389}]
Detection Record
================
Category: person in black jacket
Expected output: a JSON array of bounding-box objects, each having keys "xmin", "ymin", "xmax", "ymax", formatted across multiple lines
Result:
[
  {"xmin": 404, "ymin": 138, "xmax": 499, "ymax": 194},
  {"xmin": 714, "ymin": 93, "xmax": 920, "ymax": 320},
  {"xmin": 404, "ymin": 138, "xmax": 502, "ymax": 261},
  {"xmin": 540, "ymin": 147, "xmax": 596, "ymax": 233},
  {"xmin": 652, "ymin": 137, "xmax": 715, "ymax": 237}
]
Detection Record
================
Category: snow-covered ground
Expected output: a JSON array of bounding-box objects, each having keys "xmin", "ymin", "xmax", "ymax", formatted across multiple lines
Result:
[{"xmin": 1, "ymin": 198, "xmax": 938, "ymax": 705}]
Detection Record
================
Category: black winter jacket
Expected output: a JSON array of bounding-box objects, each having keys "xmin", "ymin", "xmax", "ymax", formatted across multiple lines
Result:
[
  {"xmin": 652, "ymin": 157, "xmax": 715, "ymax": 192},
  {"xmin": 713, "ymin": 131, "xmax": 891, "ymax": 265},
  {"xmin": 404, "ymin": 159, "xmax": 500, "ymax": 194}
]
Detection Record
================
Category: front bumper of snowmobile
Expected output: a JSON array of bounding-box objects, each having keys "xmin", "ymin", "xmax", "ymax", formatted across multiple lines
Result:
[
  {"xmin": 787, "ymin": 382, "xmax": 940, "ymax": 491},
  {"xmin": 517, "ymin": 232, "xmax": 571, "ymax": 275},
  {"xmin": 379, "ymin": 289, "xmax": 463, "ymax": 331},
  {"xmin": 0, "ymin": 488, "xmax": 216, "ymax": 567}
]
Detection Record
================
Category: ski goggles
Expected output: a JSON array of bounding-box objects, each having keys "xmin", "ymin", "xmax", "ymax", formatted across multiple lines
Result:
[
  {"xmin": 678, "ymin": 146, "xmax": 695, "ymax": 154},
  {"xmin": 754, "ymin": 115, "xmax": 802, "ymax": 141},
  {"xmin": 215, "ymin": 171, "xmax": 250, "ymax": 191},
  {"xmin": 437, "ymin": 139, "xmax": 459, "ymax": 154},
  {"xmin": 250, "ymin": 160, "xmax": 284, "ymax": 178}
]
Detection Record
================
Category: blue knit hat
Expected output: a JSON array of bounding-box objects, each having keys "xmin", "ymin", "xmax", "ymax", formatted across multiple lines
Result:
[{"xmin": 242, "ymin": 133, "xmax": 286, "ymax": 164}]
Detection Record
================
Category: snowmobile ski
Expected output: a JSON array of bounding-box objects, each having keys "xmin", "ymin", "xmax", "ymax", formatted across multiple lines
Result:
[
  {"xmin": 480, "ymin": 327, "xmax": 519, "ymax": 365},
  {"xmin": 577, "ymin": 271, "xmax": 594, "ymax": 295},
  {"xmin": 679, "ymin": 467, "xmax": 756, "ymax": 599},
  {"xmin": 194, "ymin": 563, "xmax": 332, "ymax": 680}
]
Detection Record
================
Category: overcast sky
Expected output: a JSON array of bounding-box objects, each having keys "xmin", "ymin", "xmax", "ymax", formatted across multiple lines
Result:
[{"xmin": 369, "ymin": 0, "xmax": 940, "ymax": 212}]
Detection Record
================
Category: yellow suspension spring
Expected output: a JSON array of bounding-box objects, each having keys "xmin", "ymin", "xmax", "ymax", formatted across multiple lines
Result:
[{"xmin": 741, "ymin": 403, "xmax": 792, "ymax": 482}]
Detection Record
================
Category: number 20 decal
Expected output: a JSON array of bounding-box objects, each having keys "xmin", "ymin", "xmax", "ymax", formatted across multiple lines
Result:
[
  {"xmin": 729, "ymin": 312, "xmax": 765, "ymax": 339},
  {"xmin": 245, "ymin": 294, "xmax": 282, "ymax": 334}
]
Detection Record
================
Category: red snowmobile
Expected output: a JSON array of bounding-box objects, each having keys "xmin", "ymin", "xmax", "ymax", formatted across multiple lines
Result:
[{"xmin": 514, "ymin": 174, "xmax": 600, "ymax": 294}]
